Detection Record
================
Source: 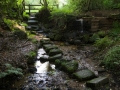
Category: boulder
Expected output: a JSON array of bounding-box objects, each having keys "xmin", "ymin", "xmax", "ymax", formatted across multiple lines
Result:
[
  {"xmin": 48, "ymin": 54, "xmax": 62, "ymax": 62},
  {"xmin": 73, "ymin": 69, "xmax": 96, "ymax": 81},
  {"xmin": 55, "ymin": 59, "xmax": 67, "ymax": 69},
  {"xmin": 86, "ymin": 77, "xmax": 109, "ymax": 89},
  {"xmin": 61, "ymin": 60, "xmax": 78, "ymax": 73},
  {"xmin": 49, "ymin": 49, "xmax": 63, "ymax": 56}
]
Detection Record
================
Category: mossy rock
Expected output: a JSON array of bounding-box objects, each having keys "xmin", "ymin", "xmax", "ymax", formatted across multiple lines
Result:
[
  {"xmin": 48, "ymin": 54, "xmax": 62, "ymax": 62},
  {"xmin": 73, "ymin": 69, "xmax": 96, "ymax": 81},
  {"xmin": 86, "ymin": 77, "xmax": 109, "ymax": 89},
  {"xmin": 45, "ymin": 45, "xmax": 58, "ymax": 53},
  {"xmin": 40, "ymin": 39, "xmax": 52, "ymax": 46},
  {"xmin": 49, "ymin": 49, "xmax": 63, "ymax": 56},
  {"xmin": 61, "ymin": 60, "xmax": 78, "ymax": 73},
  {"xmin": 13, "ymin": 29, "xmax": 27, "ymax": 39},
  {"xmin": 55, "ymin": 59, "xmax": 67, "ymax": 68},
  {"xmin": 43, "ymin": 44, "xmax": 53, "ymax": 49}
]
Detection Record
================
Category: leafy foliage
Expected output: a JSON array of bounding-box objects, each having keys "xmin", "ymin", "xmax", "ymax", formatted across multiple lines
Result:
[
  {"xmin": 0, "ymin": 63, "xmax": 23, "ymax": 79},
  {"xmin": 50, "ymin": 8, "xmax": 75, "ymax": 29},
  {"xmin": 89, "ymin": 33, "xmax": 100, "ymax": 43},
  {"xmin": 35, "ymin": 7, "xmax": 51, "ymax": 24},
  {"xmin": 108, "ymin": 21, "xmax": 120, "ymax": 41},
  {"xmin": 3, "ymin": 18, "xmax": 16, "ymax": 30},
  {"xmin": 103, "ymin": 45, "xmax": 120, "ymax": 69},
  {"xmin": 94, "ymin": 36, "xmax": 113, "ymax": 49},
  {"xmin": 0, "ymin": 0, "xmax": 24, "ymax": 19}
]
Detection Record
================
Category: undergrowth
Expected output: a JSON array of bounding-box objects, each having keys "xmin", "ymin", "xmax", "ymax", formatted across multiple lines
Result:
[
  {"xmin": 103, "ymin": 45, "xmax": 120, "ymax": 70},
  {"xmin": 0, "ymin": 63, "xmax": 23, "ymax": 79},
  {"xmin": 94, "ymin": 36, "xmax": 113, "ymax": 49}
]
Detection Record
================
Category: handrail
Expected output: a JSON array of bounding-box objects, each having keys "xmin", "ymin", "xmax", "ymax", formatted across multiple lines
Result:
[{"xmin": 24, "ymin": 4, "xmax": 58, "ymax": 15}]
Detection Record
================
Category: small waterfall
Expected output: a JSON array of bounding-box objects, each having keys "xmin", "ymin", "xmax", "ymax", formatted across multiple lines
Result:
[{"xmin": 76, "ymin": 19, "xmax": 84, "ymax": 33}]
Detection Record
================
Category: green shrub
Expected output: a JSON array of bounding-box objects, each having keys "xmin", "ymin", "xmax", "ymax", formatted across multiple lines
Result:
[
  {"xmin": 97, "ymin": 31, "xmax": 106, "ymax": 38},
  {"xmin": 89, "ymin": 33, "xmax": 100, "ymax": 43},
  {"xmin": 0, "ymin": 63, "xmax": 23, "ymax": 78},
  {"xmin": 3, "ymin": 18, "xmax": 15, "ymax": 30},
  {"xmin": 103, "ymin": 45, "xmax": 120, "ymax": 70},
  {"xmin": 23, "ymin": 11, "xmax": 29, "ymax": 21},
  {"xmin": 94, "ymin": 36, "xmax": 113, "ymax": 49},
  {"xmin": 35, "ymin": 7, "xmax": 51, "ymax": 24}
]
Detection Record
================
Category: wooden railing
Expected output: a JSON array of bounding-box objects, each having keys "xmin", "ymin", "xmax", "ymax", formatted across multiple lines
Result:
[{"xmin": 24, "ymin": 4, "xmax": 59, "ymax": 15}]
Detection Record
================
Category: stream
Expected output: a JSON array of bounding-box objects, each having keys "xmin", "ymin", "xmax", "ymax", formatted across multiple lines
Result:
[{"xmin": 13, "ymin": 41, "xmax": 104, "ymax": 90}]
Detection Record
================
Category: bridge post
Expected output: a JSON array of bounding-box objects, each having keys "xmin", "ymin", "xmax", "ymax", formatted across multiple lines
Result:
[{"xmin": 29, "ymin": 4, "xmax": 30, "ymax": 15}]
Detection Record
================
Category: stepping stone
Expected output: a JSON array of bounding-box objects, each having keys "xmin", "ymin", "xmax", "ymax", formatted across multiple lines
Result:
[
  {"xmin": 49, "ymin": 49, "xmax": 62, "ymax": 56},
  {"xmin": 31, "ymin": 25, "xmax": 39, "ymax": 31},
  {"xmin": 49, "ymin": 54, "xmax": 62, "ymax": 62},
  {"xmin": 45, "ymin": 45, "xmax": 58, "ymax": 53},
  {"xmin": 26, "ymin": 26, "xmax": 32, "ymax": 30},
  {"xmin": 41, "ymin": 41, "xmax": 52, "ymax": 47},
  {"xmin": 61, "ymin": 60, "xmax": 78, "ymax": 73},
  {"xmin": 43, "ymin": 44, "xmax": 53, "ymax": 49},
  {"xmin": 28, "ymin": 20, "xmax": 38, "ymax": 25},
  {"xmin": 37, "ymin": 30, "xmax": 44, "ymax": 33},
  {"xmin": 29, "ymin": 16, "xmax": 36, "ymax": 20},
  {"xmin": 86, "ymin": 77, "xmax": 109, "ymax": 89},
  {"xmin": 73, "ymin": 69, "xmax": 96, "ymax": 81}
]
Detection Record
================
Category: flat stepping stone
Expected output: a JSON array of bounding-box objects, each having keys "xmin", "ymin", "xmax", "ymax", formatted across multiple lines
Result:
[
  {"xmin": 49, "ymin": 54, "xmax": 62, "ymax": 62},
  {"xmin": 28, "ymin": 20, "xmax": 38, "ymax": 25},
  {"xmin": 86, "ymin": 77, "xmax": 109, "ymax": 89},
  {"xmin": 73, "ymin": 69, "xmax": 96, "ymax": 81},
  {"xmin": 45, "ymin": 45, "xmax": 58, "ymax": 53},
  {"xmin": 29, "ymin": 16, "xmax": 36, "ymax": 20},
  {"xmin": 49, "ymin": 49, "xmax": 62, "ymax": 56},
  {"xmin": 61, "ymin": 60, "xmax": 78, "ymax": 73},
  {"xmin": 31, "ymin": 25, "xmax": 39, "ymax": 31},
  {"xmin": 43, "ymin": 44, "xmax": 53, "ymax": 49}
]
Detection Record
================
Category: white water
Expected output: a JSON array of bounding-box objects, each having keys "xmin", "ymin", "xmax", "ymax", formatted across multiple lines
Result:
[
  {"xmin": 35, "ymin": 48, "xmax": 55, "ymax": 74},
  {"xmin": 77, "ymin": 19, "xmax": 84, "ymax": 33}
]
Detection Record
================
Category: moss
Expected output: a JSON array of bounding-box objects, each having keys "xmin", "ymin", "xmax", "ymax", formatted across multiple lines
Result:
[{"xmin": 13, "ymin": 28, "xmax": 27, "ymax": 39}]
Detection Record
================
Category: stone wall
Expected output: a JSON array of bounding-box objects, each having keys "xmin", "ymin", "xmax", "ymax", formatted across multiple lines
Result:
[{"xmin": 83, "ymin": 17, "xmax": 117, "ymax": 32}]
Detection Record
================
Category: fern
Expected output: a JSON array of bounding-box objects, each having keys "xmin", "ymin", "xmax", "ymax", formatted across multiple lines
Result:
[
  {"xmin": 0, "ymin": 63, "xmax": 23, "ymax": 79},
  {"xmin": 103, "ymin": 45, "xmax": 120, "ymax": 69}
]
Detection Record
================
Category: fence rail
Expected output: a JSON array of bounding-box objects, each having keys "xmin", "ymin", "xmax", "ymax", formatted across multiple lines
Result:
[{"xmin": 24, "ymin": 4, "xmax": 58, "ymax": 15}]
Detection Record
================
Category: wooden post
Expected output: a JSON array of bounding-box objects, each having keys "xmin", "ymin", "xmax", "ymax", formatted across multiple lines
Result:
[
  {"xmin": 29, "ymin": 4, "xmax": 30, "ymax": 15},
  {"xmin": 23, "ymin": 0, "xmax": 25, "ymax": 12}
]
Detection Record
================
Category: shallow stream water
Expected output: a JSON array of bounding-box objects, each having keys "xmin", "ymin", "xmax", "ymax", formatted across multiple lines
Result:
[{"xmin": 14, "ymin": 42, "xmax": 107, "ymax": 90}]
